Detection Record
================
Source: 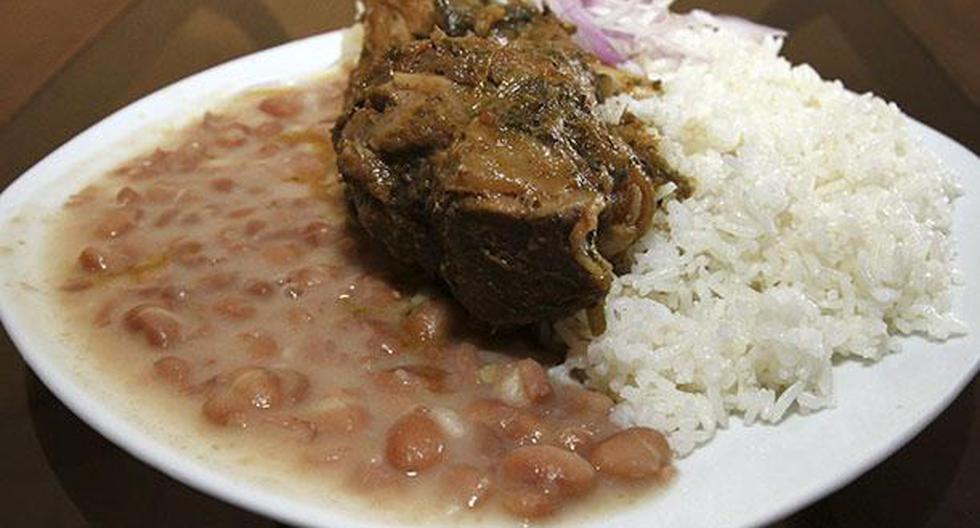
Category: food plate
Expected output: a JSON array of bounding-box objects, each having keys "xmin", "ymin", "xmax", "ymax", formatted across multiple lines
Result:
[{"xmin": 1, "ymin": 29, "xmax": 978, "ymax": 528}]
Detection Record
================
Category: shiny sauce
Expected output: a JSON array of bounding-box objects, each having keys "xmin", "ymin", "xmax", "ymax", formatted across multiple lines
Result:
[{"xmin": 49, "ymin": 70, "xmax": 672, "ymax": 523}]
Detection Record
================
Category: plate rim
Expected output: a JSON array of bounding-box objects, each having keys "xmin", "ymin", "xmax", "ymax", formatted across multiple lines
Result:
[
  {"xmin": 0, "ymin": 28, "xmax": 389, "ymax": 528},
  {"xmin": 1, "ymin": 27, "xmax": 978, "ymax": 528}
]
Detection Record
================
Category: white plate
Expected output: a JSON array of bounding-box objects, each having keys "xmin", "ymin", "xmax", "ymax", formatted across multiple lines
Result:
[{"xmin": 0, "ymin": 29, "xmax": 978, "ymax": 528}]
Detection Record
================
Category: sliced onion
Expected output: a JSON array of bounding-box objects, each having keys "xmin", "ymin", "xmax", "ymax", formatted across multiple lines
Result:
[
  {"xmin": 548, "ymin": 0, "xmax": 628, "ymax": 64},
  {"xmin": 544, "ymin": 0, "xmax": 786, "ymax": 65}
]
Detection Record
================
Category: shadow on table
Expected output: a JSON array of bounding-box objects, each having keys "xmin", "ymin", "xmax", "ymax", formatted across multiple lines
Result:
[
  {"xmin": 25, "ymin": 371, "xmax": 279, "ymax": 528},
  {"xmin": 0, "ymin": 0, "xmax": 355, "ymax": 186},
  {"xmin": 26, "ymin": 365, "xmax": 977, "ymax": 528}
]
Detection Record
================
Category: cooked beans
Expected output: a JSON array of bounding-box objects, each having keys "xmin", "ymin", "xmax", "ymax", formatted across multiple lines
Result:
[
  {"xmin": 467, "ymin": 399, "xmax": 544, "ymax": 445},
  {"xmin": 493, "ymin": 359, "xmax": 553, "ymax": 406},
  {"xmin": 589, "ymin": 427, "xmax": 671, "ymax": 479},
  {"xmin": 211, "ymin": 178, "xmax": 236, "ymax": 193},
  {"xmin": 124, "ymin": 305, "xmax": 182, "ymax": 348},
  {"xmin": 502, "ymin": 445, "xmax": 595, "ymax": 497},
  {"xmin": 243, "ymin": 279, "xmax": 273, "ymax": 297},
  {"xmin": 515, "ymin": 359, "xmax": 552, "ymax": 403},
  {"xmin": 500, "ymin": 445, "xmax": 596, "ymax": 518},
  {"xmin": 259, "ymin": 94, "xmax": 303, "ymax": 118},
  {"xmin": 212, "ymin": 297, "xmax": 257, "ymax": 320},
  {"xmin": 96, "ymin": 210, "xmax": 135, "ymax": 239},
  {"xmin": 385, "ymin": 408, "xmax": 446, "ymax": 473},
  {"xmin": 303, "ymin": 221, "xmax": 335, "ymax": 247},
  {"xmin": 238, "ymin": 331, "xmax": 280, "ymax": 359},
  {"xmin": 54, "ymin": 73, "xmax": 672, "ymax": 522},
  {"xmin": 401, "ymin": 298, "xmax": 457, "ymax": 348},
  {"xmin": 555, "ymin": 424, "xmax": 599, "ymax": 453},
  {"xmin": 567, "ymin": 387, "xmax": 615, "ymax": 415},
  {"xmin": 312, "ymin": 389, "xmax": 371, "ymax": 435},
  {"xmin": 116, "ymin": 187, "xmax": 141, "ymax": 205},
  {"xmin": 78, "ymin": 246, "xmax": 110, "ymax": 273},
  {"xmin": 374, "ymin": 365, "xmax": 450, "ymax": 393},
  {"xmin": 442, "ymin": 464, "xmax": 493, "ymax": 510},
  {"xmin": 202, "ymin": 367, "xmax": 309, "ymax": 426},
  {"xmin": 315, "ymin": 399, "xmax": 371, "ymax": 435},
  {"xmin": 153, "ymin": 356, "xmax": 191, "ymax": 386}
]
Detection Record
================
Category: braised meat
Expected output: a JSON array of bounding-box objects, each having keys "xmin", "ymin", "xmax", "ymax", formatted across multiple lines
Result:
[{"xmin": 333, "ymin": 0, "xmax": 677, "ymax": 326}]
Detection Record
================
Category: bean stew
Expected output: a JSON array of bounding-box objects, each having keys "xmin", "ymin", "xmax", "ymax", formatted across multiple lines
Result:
[{"xmin": 50, "ymin": 69, "xmax": 673, "ymax": 523}]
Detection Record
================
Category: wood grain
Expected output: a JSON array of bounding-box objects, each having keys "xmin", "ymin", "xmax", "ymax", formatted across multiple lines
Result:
[
  {"xmin": 0, "ymin": 0, "xmax": 134, "ymax": 126},
  {"xmin": 0, "ymin": 2, "xmax": 977, "ymax": 527},
  {"xmin": 884, "ymin": 0, "xmax": 980, "ymax": 107}
]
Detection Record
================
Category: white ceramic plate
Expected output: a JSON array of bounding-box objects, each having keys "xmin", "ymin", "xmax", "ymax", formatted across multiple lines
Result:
[{"xmin": 1, "ymin": 29, "xmax": 978, "ymax": 528}]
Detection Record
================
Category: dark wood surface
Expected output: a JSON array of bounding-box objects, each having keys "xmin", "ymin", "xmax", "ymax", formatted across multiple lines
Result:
[{"xmin": 1, "ymin": 2, "xmax": 977, "ymax": 527}]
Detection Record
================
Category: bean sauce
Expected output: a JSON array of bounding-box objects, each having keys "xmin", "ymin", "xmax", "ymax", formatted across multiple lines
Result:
[{"xmin": 50, "ymin": 70, "xmax": 673, "ymax": 523}]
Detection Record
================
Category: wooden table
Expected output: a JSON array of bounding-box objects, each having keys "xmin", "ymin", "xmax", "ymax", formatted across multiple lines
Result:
[{"xmin": 1, "ymin": 2, "xmax": 977, "ymax": 526}]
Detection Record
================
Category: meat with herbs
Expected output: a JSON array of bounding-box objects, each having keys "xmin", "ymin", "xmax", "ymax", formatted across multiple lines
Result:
[{"xmin": 333, "ymin": 0, "xmax": 679, "ymax": 325}]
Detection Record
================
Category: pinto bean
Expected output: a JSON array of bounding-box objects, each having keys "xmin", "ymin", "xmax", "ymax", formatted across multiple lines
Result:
[
  {"xmin": 385, "ymin": 408, "xmax": 446, "ymax": 473},
  {"xmin": 515, "ymin": 359, "xmax": 552, "ymax": 403},
  {"xmin": 215, "ymin": 124, "xmax": 250, "ymax": 148},
  {"xmin": 442, "ymin": 465, "xmax": 493, "ymax": 510},
  {"xmin": 115, "ymin": 187, "xmax": 141, "ymax": 205},
  {"xmin": 145, "ymin": 185, "xmax": 176, "ymax": 203},
  {"xmin": 555, "ymin": 424, "xmax": 599, "ymax": 453},
  {"xmin": 589, "ymin": 427, "xmax": 671, "ymax": 479},
  {"xmin": 96, "ymin": 210, "xmax": 134, "ymax": 239},
  {"xmin": 262, "ymin": 244, "xmax": 302, "ymax": 265},
  {"xmin": 401, "ymin": 298, "xmax": 457, "ymax": 348},
  {"xmin": 210, "ymin": 178, "xmax": 235, "ymax": 192},
  {"xmin": 259, "ymin": 94, "xmax": 303, "ymax": 117},
  {"xmin": 365, "ymin": 326, "xmax": 401, "ymax": 358},
  {"xmin": 167, "ymin": 141, "xmax": 207, "ymax": 172},
  {"xmin": 153, "ymin": 356, "xmax": 190, "ymax": 386},
  {"xmin": 274, "ymin": 369, "xmax": 311, "ymax": 403},
  {"xmin": 160, "ymin": 285, "xmax": 191, "ymax": 303},
  {"xmin": 124, "ymin": 305, "xmax": 182, "ymax": 348},
  {"xmin": 254, "ymin": 121, "xmax": 284, "ymax": 139},
  {"xmin": 485, "ymin": 359, "xmax": 552, "ymax": 407},
  {"xmin": 466, "ymin": 399, "xmax": 544, "ymax": 445},
  {"xmin": 500, "ymin": 445, "xmax": 596, "ymax": 518},
  {"xmin": 202, "ymin": 367, "xmax": 309, "ymax": 426},
  {"xmin": 78, "ymin": 246, "xmax": 109, "ymax": 273},
  {"xmin": 196, "ymin": 272, "xmax": 237, "ymax": 291},
  {"xmin": 284, "ymin": 266, "xmax": 330, "ymax": 298},
  {"xmin": 502, "ymin": 445, "xmax": 595, "ymax": 497},
  {"xmin": 444, "ymin": 343, "xmax": 480, "ymax": 389},
  {"xmin": 243, "ymin": 279, "xmax": 273, "ymax": 297},
  {"xmin": 244, "ymin": 220, "xmax": 266, "ymax": 236},
  {"xmin": 212, "ymin": 297, "xmax": 256, "ymax": 320},
  {"xmin": 153, "ymin": 208, "xmax": 178, "ymax": 228},
  {"xmin": 303, "ymin": 220, "xmax": 336, "ymax": 247},
  {"xmin": 374, "ymin": 365, "xmax": 450, "ymax": 393},
  {"xmin": 170, "ymin": 239, "xmax": 202, "ymax": 259},
  {"xmin": 567, "ymin": 388, "xmax": 615, "ymax": 415},
  {"xmin": 287, "ymin": 307, "xmax": 314, "ymax": 326},
  {"xmin": 227, "ymin": 207, "xmax": 255, "ymax": 219},
  {"xmin": 313, "ymin": 391, "xmax": 371, "ymax": 435},
  {"xmin": 238, "ymin": 331, "xmax": 280, "ymax": 359}
]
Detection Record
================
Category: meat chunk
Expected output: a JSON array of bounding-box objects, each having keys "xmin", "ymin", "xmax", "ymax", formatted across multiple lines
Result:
[{"xmin": 334, "ymin": 0, "xmax": 675, "ymax": 325}]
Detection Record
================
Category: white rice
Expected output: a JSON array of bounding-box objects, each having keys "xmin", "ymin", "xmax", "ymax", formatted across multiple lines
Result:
[{"xmin": 556, "ymin": 24, "xmax": 965, "ymax": 455}]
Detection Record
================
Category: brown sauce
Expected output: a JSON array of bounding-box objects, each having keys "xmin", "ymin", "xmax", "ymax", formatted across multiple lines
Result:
[{"xmin": 48, "ymin": 69, "xmax": 672, "ymax": 523}]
